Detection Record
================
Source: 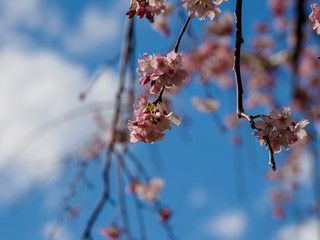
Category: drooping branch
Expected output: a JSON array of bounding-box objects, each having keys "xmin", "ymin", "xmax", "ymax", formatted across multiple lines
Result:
[
  {"xmin": 81, "ymin": 19, "xmax": 134, "ymax": 240},
  {"xmin": 233, "ymin": 0, "xmax": 244, "ymax": 118},
  {"xmin": 233, "ymin": 0, "xmax": 276, "ymax": 171}
]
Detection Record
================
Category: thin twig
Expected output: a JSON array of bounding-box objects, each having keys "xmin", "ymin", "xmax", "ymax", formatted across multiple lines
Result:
[
  {"xmin": 79, "ymin": 54, "xmax": 120, "ymax": 100},
  {"xmin": 47, "ymin": 160, "xmax": 89, "ymax": 240},
  {"xmin": 116, "ymin": 151, "xmax": 131, "ymax": 240},
  {"xmin": 81, "ymin": 19, "xmax": 134, "ymax": 240},
  {"xmin": 233, "ymin": 0, "xmax": 276, "ymax": 170},
  {"xmin": 173, "ymin": 17, "xmax": 191, "ymax": 53}
]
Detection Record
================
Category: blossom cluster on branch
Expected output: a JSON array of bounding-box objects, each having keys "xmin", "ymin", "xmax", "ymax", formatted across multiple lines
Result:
[
  {"xmin": 126, "ymin": 177, "xmax": 164, "ymax": 202},
  {"xmin": 137, "ymin": 51, "xmax": 188, "ymax": 94},
  {"xmin": 253, "ymin": 107, "xmax": 309, "ymax": 153},
  {"xmin": 127, "ymin": 95, "xmax": 181, "ymax": 143},
  {"xmin": 182, "ymin": 0, "xmax": 228, "ymax": 20},
  {"xmin": 126, "ymin": 0, "xmax": 167, "ymax": 23}
]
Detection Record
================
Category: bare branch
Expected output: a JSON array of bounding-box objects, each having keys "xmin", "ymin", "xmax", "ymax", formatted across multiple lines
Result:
[
  {"xmin": 173, "ymin": 16, "xmax": 191, "ymax": 53},
  {"xmin": 233, "ymin": 0, "xmax": 276, "ymax": 171},
  {"xmin": 81, "ymin": 18, "xmax": 134, "ymax": 240}
]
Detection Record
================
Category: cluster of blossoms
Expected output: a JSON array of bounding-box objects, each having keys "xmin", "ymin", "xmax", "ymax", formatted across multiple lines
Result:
[
  {"xmin": 184, "ymin": 40, "xmax": 234, "ymax": 88},
  {"xmin": 252, "ymin": 107, "xmax": 309, "ymax": 153},
  {"xmin": 268, "ymin": 0, "xmax": 288, "ymax": 16},
  {"xmin": 137, "ymin": 51, "xmax": 188, "ymax": 94},
  {"xmin": 192, "ymin": 97, "xmax": 219, "ymax": 113},
  {"xmin": 309, "ymin": 2, "xmax": 320, "ymax": 35},
  {"xmin": 182, "ymin": 0, "xmax": 227, "ymax": 20},
  {"xmin": 125, "ymin": 0, "xmax": 166, "ymax": 23},
  {"xmin": 205, "ymin": 11, "xmax": 233, "ymax": 36},
  {"xmin": 127, "ymin": 95, "xmax": 181, "ymax": 143},
  {"xmin": 126, "ymin": 178, "xmax": 164, "ymax": 202},
  {"xmin": 151, "ymin": 2, "xmax": 173, "ymax": 36}
]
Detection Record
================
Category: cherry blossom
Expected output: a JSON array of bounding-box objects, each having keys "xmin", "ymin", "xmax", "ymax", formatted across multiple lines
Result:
[
  {"xmin": 152, "ymin": 2, "xmax": 173, "ymax": 36},
  {"xmin": 268, "ymin": 0, "xmax": 288, "ymax": 16},
  {"xmin": 191, "ymin": 97, "xmax": 219, "ymax": 113},
  {"xmin": 205, "ymin": 11, "xmax": 233, "ymax": 36},
  {"xmin": 127, "ymin": 178, "xmax": 164, "ymax": 202},
  {"xmin": 184, "ymin": 40, "xmax": 234, "ymax": 87},
  {"xmin": 137, "ymin": 52, "xmax": 188, "ymax": 94},
  {"xmin": 128, "ymin": 95, "xmax": 181, "ymax": 143},
  {"xmin": 181, "ymin": 0, "xmax": 228, "ymax": 20},
  {"xmin": 125, "ymin": 0, "xmax": 166, "ymax": 23},
  {"xmin": 252, "ymin": 107, "xmax": 309, "ymax": 153},
  {"xmin": 309, "ymin": 2, "xmax": 320, "ymax": 34}
]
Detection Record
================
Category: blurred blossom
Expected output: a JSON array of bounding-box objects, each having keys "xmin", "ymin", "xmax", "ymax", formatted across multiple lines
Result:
[{"xmin": 191, "ymin": 97, "xmax": 219, "ymax": 113}]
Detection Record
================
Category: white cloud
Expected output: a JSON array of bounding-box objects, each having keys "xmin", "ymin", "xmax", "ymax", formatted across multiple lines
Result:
[
  {"xmin": 277, "ymin": 219, "xmax": 320, "ymax": 240},
  {"xmin": 0, "ymin": 0, "xmax": 64, "ymax": 48},
  {"xmin": 63, "ymin": 7, "xmax": 120, "ymax": 54},
  {"xmin": 0, "ymin": 0, "xmax": 42, "ymax": 28},
  {"xmin": 204, "ymin": 210, "xmax": 247, "ymax": 239},
  {"xmin": 0, "ymin": 47, "xmax": 116, "ymax": 203},
  {"xmin": 43, "ymin": 221, "xmax": 72, "ymax": 240},
  {"xmin": 188, "ymin": 187, "xmax": 208, "ymax": 208}
]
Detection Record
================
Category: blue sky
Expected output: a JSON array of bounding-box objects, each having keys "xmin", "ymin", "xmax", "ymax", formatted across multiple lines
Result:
[{"xmin": 0, "ymin": 0, "xmax": 317, "ymax": 240}]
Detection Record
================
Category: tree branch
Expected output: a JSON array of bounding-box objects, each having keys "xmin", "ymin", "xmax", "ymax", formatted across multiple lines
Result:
[
  {"xmin": 233, "ymin": 0, "xmax": 276, "ymax": 171},
  {"xmin": 81, "ymin": 18, "xmax": 134, "ymax": 240}
]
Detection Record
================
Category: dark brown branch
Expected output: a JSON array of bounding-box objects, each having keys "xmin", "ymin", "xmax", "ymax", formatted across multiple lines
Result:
[
  {"xmin": 233, "ymin": 0, "xmax": 244, "ymax": 118},
  {"xmin": 153, "ymin": 86, "xmax": 166, "ymax": 105},
  {"xmin": 81, "ymin": 19, "xmax": 134, "ymax": 240},
  {"xmin": 173, "ymin": 16, "xmax": 191, "ymax": 53},
  {"xmin": 292, "ymin": 0, "xmax": 304, "ymax": 71},
  {"xmin": 233, "ymin": 0, "xmax": 276, "ymax": 171}
]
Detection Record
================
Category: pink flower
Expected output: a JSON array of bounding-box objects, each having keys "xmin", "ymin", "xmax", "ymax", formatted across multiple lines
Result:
[
  {"xmin": 255, "ymin": 116, "xmax": 273, "ymax": 136},
  {"xmin": 128, "ymin": 95, "xmax": 181, "ymax": 143},
  {"xmin": 132, "ymin": 178, "xmax": 165, "ymax": 202},
  {"xmin": 268, "ymin": 0, "xmax": 288, "ymax": 16},
  {"xmin": 309, "ymin": 2, "xmax": 320, "ymax": 34},
  {"xmin": 125, "ymin": 0, "xmax": 166, "ymax": 23},
  {"xmin": 152, "ymin": 15, "xmax": 170, "ymax": 36},
  {"xmin": 184, "ymin": 40, "xmax": 233, "ymax": 87},
  {"xmin": 293, "ymin": 119, "xmax": 309, "ymax": 140},
  {"xmin": 136, "ymin": 52, "xmax": 188, "ymax": 94},
  {"xmin": 252, "ymin": 107, "xmax": 309, "ymax": 153},
  {"xmin": 182, "ymin": 0, "xmax": 227, "ymax": 20},
  {"xmin": 191, "ymin": 97, "xmax": 219, "ymax": 113},
  {"xmin": 270, "ymin": 107, "xmax": 293, "ymax": 130},
  {"xmin": 151, "ymin": 2, "xmax": 173, "ymax": 36},
  {"xmin": 205, "ymin": 11, "xmax": 233, "ymax": 36}
]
